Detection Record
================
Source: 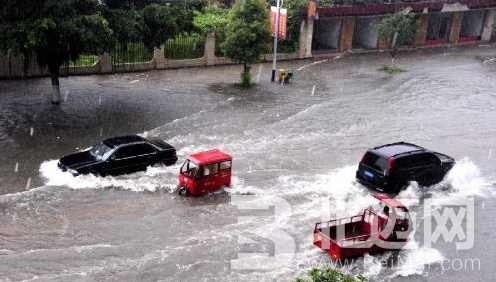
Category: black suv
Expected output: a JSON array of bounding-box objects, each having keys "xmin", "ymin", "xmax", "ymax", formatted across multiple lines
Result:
[{"xmin": 356, "ymin": 142, "xmax": 455, "ymax": 193}]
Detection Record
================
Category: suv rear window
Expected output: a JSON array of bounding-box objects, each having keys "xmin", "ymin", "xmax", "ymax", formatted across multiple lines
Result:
[{"xmin": 362, "ymin": 152, "xmax": 388, "ymax": 172}]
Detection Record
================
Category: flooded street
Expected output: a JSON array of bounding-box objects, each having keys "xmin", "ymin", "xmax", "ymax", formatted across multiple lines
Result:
[{"xmin": 1, "ymin": 44, "xmax": 496, "ymax": 281}]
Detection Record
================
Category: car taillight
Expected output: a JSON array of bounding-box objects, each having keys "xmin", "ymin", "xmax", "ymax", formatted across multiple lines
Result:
[{"xmin": 387, "ymin": 157, "xmax": 395, "ymax": 173}]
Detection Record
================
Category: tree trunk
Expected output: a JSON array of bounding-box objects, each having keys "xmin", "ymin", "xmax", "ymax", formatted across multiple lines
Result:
[{"xmin": 50, "ymin": 73, "xmax": 61, "ymax": 104}]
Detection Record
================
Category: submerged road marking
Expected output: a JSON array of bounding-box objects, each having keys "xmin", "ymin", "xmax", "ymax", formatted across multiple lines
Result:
[
  {"xmin": 130, "ymin": 80, "xmax": 140, "ymax": 84},
  {"xmin": 296, "ymin": 59, "xmax": 328, "ymax": 71}
]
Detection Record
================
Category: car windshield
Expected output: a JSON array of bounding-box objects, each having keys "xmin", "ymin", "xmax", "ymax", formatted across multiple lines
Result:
[{"xmin": 89, "ymin": 142, "xmax": 113, "ymax": 160}]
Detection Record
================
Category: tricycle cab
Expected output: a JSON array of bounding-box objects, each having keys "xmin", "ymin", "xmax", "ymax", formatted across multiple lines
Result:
[{"xmin": 178, "ymin": 149, "xmax": 232, "ymax": 196}]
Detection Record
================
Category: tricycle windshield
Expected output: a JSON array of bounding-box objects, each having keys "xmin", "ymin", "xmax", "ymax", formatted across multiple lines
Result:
[
  {"xmin": 371, "ymin": 200, "xmax": 409, "ymax": 220},
  {"xmin": 180, "ymin": 159, "xmax": 199, "ymax": 178},
  {"xmin": 393, "ymin": 207, "xmax": 410, "ymax": 221}
]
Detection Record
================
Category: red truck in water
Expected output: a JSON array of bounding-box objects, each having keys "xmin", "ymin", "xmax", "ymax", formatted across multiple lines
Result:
[
  {"xmin": 178, "ymin": 149, "xmax": 232, "ymax": 196},
  {"xmin": 313, "ymin": 195, "xmax": 413, "ymax": 260}
]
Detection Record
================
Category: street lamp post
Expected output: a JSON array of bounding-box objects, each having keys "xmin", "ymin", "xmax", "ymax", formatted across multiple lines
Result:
[{"xmin": 271, "ymin": 0, "xmax": 282, "ymax": 82}]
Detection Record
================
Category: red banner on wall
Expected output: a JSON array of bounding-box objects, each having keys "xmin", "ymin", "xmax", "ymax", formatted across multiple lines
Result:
[{"xmin": 270, "ymin": 6, "xmax": 287, "ymax": 40}]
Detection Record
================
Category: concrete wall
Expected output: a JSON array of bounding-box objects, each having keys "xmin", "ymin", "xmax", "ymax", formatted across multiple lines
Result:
[
  {"xmin": 313, "ymin": 7, "xmax": 495, "ymax": 52},
  {"xmin": 312, "ymin": 18, "xmax": 342, "ymax": 50},
  {"xmin": 0, "ymin": 26, "xmax": 309, "ymax": 79},
  {"xmin": 414, "ymin": 13, "xmax": 429, "ymax": 47},
  {"xmin": 460, "ymin": 10, "xmax": 484, "ymax": 37},
  {"xmin": 426, "ymin": 12, "xmax": 452, "ymax": 40},
  {"xmin": 353, "ymin": 16, "xmax": 379, "ymax": 49},
  {"xmin": 449, "ymin": 11, "xmax": 464, "ymax": 43},
  {"xmin": 482, "ymin": 9, "xmax": 495, "ymax": 41},
  {"xmin": 339, "ymin": 17, "xmax": 355, "ymax": 52}
]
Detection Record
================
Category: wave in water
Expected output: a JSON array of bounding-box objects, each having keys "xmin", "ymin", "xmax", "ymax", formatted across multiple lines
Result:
[{"xmin": 39, "ymin": 160, "xmax": 180, "ymax": 193}]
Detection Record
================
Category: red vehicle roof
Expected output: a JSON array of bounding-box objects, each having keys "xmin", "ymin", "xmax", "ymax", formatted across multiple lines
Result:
[
  {"xmin": 373, "ymin": 194, "xmax": 407, "ymax": 209},
  {"xmin": 187, "ymin": 149, "xmax": 232, "ymax": 165}
]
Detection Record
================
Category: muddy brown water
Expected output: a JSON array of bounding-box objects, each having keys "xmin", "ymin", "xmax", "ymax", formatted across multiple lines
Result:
[{"xmin": 1, "ymin": 45, "xmax": 495, "ymax": 281}]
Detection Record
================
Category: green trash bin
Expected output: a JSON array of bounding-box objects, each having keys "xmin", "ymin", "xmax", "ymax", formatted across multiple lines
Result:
[{"xmin": 286, "ymin": 69, "xmax": 293, "ymax": 82}]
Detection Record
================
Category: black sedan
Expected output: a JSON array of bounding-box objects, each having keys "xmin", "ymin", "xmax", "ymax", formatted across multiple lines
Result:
[{"xmin": 58, "ymin": 135, "xmax": 177, "ymax": 176}]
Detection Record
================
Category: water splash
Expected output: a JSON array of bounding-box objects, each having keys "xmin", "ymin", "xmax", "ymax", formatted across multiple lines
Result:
[
  {"xmin": 390, "ymin": 241, "xmax": 444, "ymax": 278},
  {"xmin": 433, "ymin": 158, "xmax": 492, "ymax": 199},
  {"xmin": 39, "ymin": 160, "xmax": 179, "ymax": 193}
]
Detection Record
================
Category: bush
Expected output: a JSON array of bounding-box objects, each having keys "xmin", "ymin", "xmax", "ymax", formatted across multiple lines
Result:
[
  {"xmin": 295, "ymin": 267, "xmax": 366, "ymax": 282},
  {"xmin": 234, "ymin": 69, "xmax": 252, "ymax": 89},
  {"xmin": 379, "ymin": 64, "xmax": 406, "ymax": 74}
]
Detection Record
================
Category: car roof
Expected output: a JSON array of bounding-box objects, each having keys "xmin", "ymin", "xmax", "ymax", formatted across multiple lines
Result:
[
  {"xmin": 103, "ymin": 135, "xmax": 146, "ymax": 147},
  {"xmin": 370, "ymin": 142, "xmax": 426, "ymax": 158},
  {"xmin": 187, "ymin": 149, "xmax": 232, "ymax": 165}
]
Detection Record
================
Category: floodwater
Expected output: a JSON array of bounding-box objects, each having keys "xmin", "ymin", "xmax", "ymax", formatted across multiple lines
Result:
[{"xmin": 1, "ymin": 44, "xmax": 495, "ymax": 281}]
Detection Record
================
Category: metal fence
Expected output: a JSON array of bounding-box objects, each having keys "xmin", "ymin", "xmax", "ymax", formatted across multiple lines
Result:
[
  {"xmin": 67, "ymin": 55, "xmax": 99, "ymax": 67},
  {"xmin": 164, "ymin": 34, "xmax": 205, "ymax": 59},
  {"xmin": 111, "ymin": 42, "xmax": 153, "ymax": 65}
]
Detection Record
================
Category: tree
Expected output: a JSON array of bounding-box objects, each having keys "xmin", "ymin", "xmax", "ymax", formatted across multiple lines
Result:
[
  {"xmin": 0, "ymin": 0, "xmax": 114, "ymax": 104},
  {"xmin": 221, "ymin": 0, "xmax": 271, "ymax": 88},
  {"xmin": 142, "ymin": 3, "xmax": 193, "ymax": 52},
  {"xmin": 376, "ymin": 11, "xmax": 417, "ymax": 62},
  {"xmin": 104, "ymin": 8, "xmax": 144, "ymax": 45},
  {"xmin": 193, "ymin": 5, "xmax": 229, "ymax": 35}
]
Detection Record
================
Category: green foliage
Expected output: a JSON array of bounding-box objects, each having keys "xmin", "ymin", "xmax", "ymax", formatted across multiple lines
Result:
[
  {"xmin": 142, "ymin": 4, "xmax": 180, "ymax": 51},
  {"xmin": 318, "ymin": 0, "xmax": 335, "ymax": 7},
  {"xmin": 269, "ymin": 0, "xmax": 307, "ymax": 52},
  {"xmin": 295, "ymin": 267, "xmax": 366, "ymax": 282},
  {"xmin": 376, "ymin": 12, "xmax": 417, "ymax": 58},
  {"xmin": 235, "ymin": 67, "xmax": 252, "ymax": 88},
  {"xmin": 193, "ymin": 6, "xmax": 229, "ymax": 34},
  {"xmin": 0, "ymin": 0, "xmax": 113, "ymax": 74},
  {"xmin": 103, "ymin": 0, "xmax": 157, "ymax": 9},
  {"xmin": 221, "ymin": 0, "xmax": 272, "ymax": 64},
  {"xmin": 68, "ymin": 55, "xmax": 99, "ymax": 67},
  {"xmin": 104, "ymin": 8, "xmax": 144, "ymax": 44},
  {"xmin": 221, "ymin": 0, "xmax": 271, "ymax": 86},
  {"xmin": 193, "ymin": 5, "xmax": 229, "ymax": 57},
  {"xmin": 379, "ymin": 64, "xmax": 405, "ymax": 74}
]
